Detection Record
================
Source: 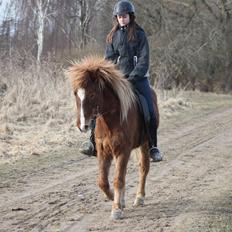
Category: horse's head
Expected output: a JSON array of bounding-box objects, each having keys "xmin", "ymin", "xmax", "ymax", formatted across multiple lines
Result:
[
  {"xmin": 65, "ymin": 57, "xmax": 108, "ymax": 132},
  {"xmin": 66, "ymin": 56, "xmax": 136, "ymax": 132}
]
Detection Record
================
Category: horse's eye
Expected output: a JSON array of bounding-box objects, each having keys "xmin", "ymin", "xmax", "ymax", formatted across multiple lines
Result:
[
  {"xmin": 74, "ymin": 91, "xmax": 77, "ymax": 96},
  {"xmin": 90, "ymin": 94, "xmax": 95, "ymax": 99}
]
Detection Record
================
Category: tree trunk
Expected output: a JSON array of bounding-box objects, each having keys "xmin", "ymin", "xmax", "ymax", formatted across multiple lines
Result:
[{"xmin": 35, "ymin": 0, "xmax": 49, "ymax": 65}]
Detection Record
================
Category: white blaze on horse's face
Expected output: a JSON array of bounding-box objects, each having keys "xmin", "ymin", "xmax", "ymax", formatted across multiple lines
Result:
[{"xmin": 77, "ymin": 88, "xmax": 86, "ymax": 131}]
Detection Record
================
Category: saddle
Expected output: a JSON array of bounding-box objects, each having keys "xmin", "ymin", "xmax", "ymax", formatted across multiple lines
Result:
[{"xmin": 134, "ymin": 90, "xmax": 151, "ymax": 144}]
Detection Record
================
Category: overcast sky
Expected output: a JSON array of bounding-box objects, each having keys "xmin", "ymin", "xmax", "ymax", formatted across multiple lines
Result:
[{"xmin": 0, "ymin": 0, "xmax": 13, "ymax": 22}]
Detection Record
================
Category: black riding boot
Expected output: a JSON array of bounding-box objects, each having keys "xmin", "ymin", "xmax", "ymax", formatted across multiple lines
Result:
[
  {"xmin": 79, "ymin": 119, "xmax": 97, "ymax": 156},
  {"xmin": 149, "ymin": 146, "xmax": 162, "ymax": 162},
  {"xmin": 148, "ymin": 120, "xmax": 163, "ymax": 162}
]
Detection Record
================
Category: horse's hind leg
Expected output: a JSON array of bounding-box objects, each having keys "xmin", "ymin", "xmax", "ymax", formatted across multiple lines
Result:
[
  {"xmin": 98, "ymin": 155, "xmax": 114, "ymax": 201},
  {"xmin": 111, "ymin": 153, "xmax": 129, "ymax": 220},
  {"xmin": 134, "ymin": 143, "xmax": 150, "ymax": 206}
]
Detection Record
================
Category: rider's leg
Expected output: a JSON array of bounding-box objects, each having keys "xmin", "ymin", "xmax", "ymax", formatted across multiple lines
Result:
[
  {"xmin": 134, "ymin": 78, "xmax": 162, "ymax": 162},
  {"xmin": 79, "ymin": 118, "xmax": 97, "ymax": 156}
]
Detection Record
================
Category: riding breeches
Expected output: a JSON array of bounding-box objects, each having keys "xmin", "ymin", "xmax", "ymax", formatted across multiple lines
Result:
[{"xmin": 133, "ymin": 78, "xmax": 158, "ymax": 147}]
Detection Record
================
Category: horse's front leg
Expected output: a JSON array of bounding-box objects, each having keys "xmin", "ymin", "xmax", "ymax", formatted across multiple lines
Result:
[
  {"xmin": 134, "ymin": 144, "xmax": 150, "ymax": 207},
  {"xmin": 111, "ymin": 153, "xmax": 129, "ymax": 220},
  {"xmin": 98, "ymin": 154, "xmax": 114, "ymax": 201}
]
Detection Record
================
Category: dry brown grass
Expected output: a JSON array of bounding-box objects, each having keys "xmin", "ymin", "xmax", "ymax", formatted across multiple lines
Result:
[
  {"xmin": 1, "ymin": 60, "xmax": 71, "ymax": 121},
  {"xmin": 0, "ymin": 56, "xmax": 84, "ymax": 163},
  {"xmin": 158, "ymin": 88, "xmax": 191, "ymax": 118}
]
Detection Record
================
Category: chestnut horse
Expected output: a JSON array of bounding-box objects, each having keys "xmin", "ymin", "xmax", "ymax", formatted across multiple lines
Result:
[{"xmin": 66, "ymin": 56, "xmax": 159, "ymax": 220}]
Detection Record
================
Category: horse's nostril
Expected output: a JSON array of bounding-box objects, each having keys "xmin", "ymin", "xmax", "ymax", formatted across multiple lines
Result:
[{"xmin": 84, "ymin": 125, "xmax": 89, "ymax": 130}]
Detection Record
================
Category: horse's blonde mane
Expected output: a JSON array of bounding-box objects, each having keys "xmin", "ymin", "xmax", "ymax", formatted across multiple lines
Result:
[{"xmin": 65, "ymin": 56, "xmax": 136, "ymax": 122}]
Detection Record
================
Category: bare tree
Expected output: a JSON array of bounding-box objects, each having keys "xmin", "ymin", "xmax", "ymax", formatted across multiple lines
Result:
[
  {"xmin": 75, "ymin": 0, "xmax": 108, "ymax": 48},
  {"xmin": 31, "ymin": 0, "xmax": 50, "ymax": 64},
  {"xmin": 0, "ymin": 0, "xmax": 232, "ymax": 91}
]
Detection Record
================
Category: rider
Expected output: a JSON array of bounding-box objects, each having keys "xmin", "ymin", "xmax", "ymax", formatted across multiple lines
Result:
[{"xmin": 79, "ymin": 0, "xmax": 162, "ymax": 162}]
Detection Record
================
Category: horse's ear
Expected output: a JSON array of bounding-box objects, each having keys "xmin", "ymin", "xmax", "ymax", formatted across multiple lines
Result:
[
  {"xmin": 85, "ymin": 70, "xmax": 96, "ymax": 83},
  {"xmin": 95, "ymin": 68, "xmax": 101, "ymax": 79},
  {"xmin": 87, "ymin": 69, "xmax": 104, "ymax": 90},
  {"xmin": 89, "ymin": 68, "xmax": 100, "ymax": 83}
]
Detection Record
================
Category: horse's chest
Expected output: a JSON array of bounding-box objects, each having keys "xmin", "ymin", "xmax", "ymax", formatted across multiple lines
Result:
[
  {"xmin": 98, "ymin": 132, "xmax": 127, "ymax": 154},
  {"xmin": 95, "ymin": 119, "xmax": 129, "ymax": 154}
]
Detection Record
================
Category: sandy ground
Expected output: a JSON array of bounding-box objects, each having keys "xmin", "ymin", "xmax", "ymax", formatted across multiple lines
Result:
[{"xmin": 0, "ymin": 92, "xmax": 232, "ymax": 232}]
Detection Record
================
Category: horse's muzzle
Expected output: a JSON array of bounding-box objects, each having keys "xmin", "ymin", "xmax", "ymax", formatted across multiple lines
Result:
[
  {"xmin": 77, "ymin": 117, "xmax": 94, "ymax": 133},
  {"xmin": 79, "ymin": 124, "xmax": 90, "ymax": 133}
]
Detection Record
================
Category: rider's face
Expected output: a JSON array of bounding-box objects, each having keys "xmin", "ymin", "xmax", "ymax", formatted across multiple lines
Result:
[{"xmin": 117, "ymin": 13, "xmax": 130, "ymax": 27}]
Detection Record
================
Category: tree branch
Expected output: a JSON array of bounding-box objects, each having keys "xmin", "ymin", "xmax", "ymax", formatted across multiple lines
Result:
[{"xmin": 201, "ymin": 0, "xmax": 219, "ymax": 20}]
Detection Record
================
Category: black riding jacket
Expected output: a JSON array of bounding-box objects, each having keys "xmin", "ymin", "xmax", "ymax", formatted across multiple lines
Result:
[{"xmin": 105, "ymin": 25, "xmax": 149, "ymax": 82}]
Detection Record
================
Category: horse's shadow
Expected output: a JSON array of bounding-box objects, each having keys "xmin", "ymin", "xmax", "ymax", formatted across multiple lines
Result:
[{"xmin": 124, "ymin": 198, "xmax": 194, "ymax": 220}]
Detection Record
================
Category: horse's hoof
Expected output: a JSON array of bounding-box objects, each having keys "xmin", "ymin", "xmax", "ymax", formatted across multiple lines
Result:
[
  {"xmin": 133, "ymin": 196, "xmax": 144, "ymax": 207},
  {"xmin": 111, "ymin": 208, "xmax": 124, "ymax": 220}
]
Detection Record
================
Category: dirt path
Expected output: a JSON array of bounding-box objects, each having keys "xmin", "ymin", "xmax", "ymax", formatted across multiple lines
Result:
[{"xmin": 1, "ymin": 93, "xmax": 232, "ymax": 232}]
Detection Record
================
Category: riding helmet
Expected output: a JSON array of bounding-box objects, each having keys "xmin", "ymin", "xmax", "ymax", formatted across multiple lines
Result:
[{"xmin": 113, "ymin": 1, "xmax": 135, "ymax": 16}]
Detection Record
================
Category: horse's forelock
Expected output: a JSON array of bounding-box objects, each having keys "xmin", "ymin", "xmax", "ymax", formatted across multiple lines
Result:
[{"xmin": 66, "ymin": 59, "xmax": 104, "ymax": 91}]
